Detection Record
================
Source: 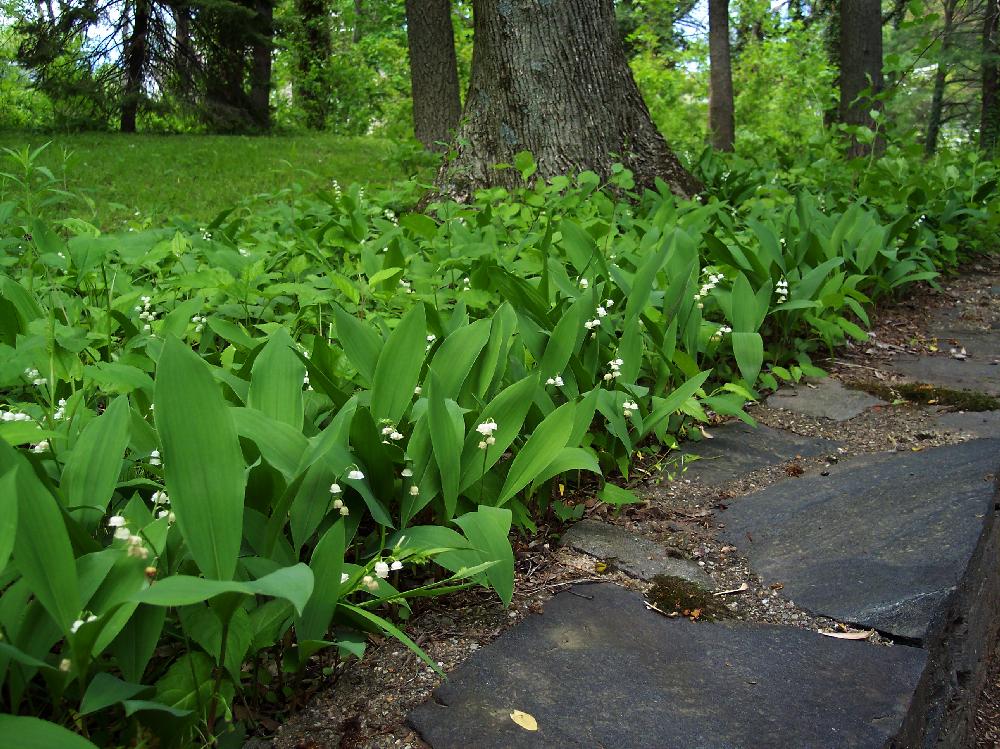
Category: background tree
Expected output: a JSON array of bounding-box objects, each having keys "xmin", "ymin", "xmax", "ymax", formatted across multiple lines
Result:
[
  {"xmin": 983, "ymin": 0, "xmax": 1000, "ymax": 149},
  {"xmin": 405, "ymin": 0, "xmax": 462, "ymax": 150},
  {"xmin": 708, "ymin": 0, "xmax": 735, "ymax": 150},
  {"xmin": 839, "ymin": 0, "xmax": 884, "ymax": 156},
  {"xmin": 924, "ymin": 0, "xmax": 959, "ymax": 155},
  {"xmin": 441, "ymin": 0, "xmax": 701, "ymax": 200}
]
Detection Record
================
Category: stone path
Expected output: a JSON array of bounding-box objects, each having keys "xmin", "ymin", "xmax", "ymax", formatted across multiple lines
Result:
[{"xmin": 407, "ymin": 284, "xmax": 1000, "ymax": 748}]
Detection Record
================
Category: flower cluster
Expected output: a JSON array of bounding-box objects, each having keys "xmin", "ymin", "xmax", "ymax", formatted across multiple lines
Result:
[
  {"xmin": 107, "ymin": 515, "xmax": 150, "ymax": 559},
  {"xmin": 152, "ymin": 490, "xmax": 174, "ymax": 521},
  {"xmin": 476, "ymin": 420, "xmax": 498, "ymax": 449},
  {"xmin": 24, "ymin": 368, "xmax": 46, "ymax": 387},
  {"xmin": 603, "ymin": 358, "xmax": 624, "ymax": 382},
  {"xmin": 622, "ymin": 400, "xmax": 639, "ymax": 418},
  {"xmin": 710, "ymin": 324, "xmax": 733, "ymax": 343},
  {"xmin": 0, "ymin": 409, "xmax": 31, "ymax": 423},
  {"xmin": 329, "ymin": 482, "xmax": 350, "ymax": 515},
  {"xmin": 380, "ymin": 424, "xmax": 404, "ymax": 441},
  {"xmin": 148, "ymin": 449, "xmax": 161, "ymax": 467},
  {"xmin": 545, "ymin": 375, "xmax": 564, "ymax": 387},
  {"xmin": 53, "ymin": 398, "xmax": 67, "ymax": 420},
  {"xmin": 191, "ymin": 314, "xmax": 207, "ymax": 333},
  {"xmin": 31, "ymin": 440, "xmax": 49, "ymax": 454},
  {"xmin": 399, "ymin": 278, "xmax": 413, "ymax": 293},
  {"xmin": 693, "ymin": 272, "xmax": 724, "ymax": 309},
  {"xmin": 70, "ymin": 614, "xmax": 97, "ymax": 634},
  {"xmin": 775, "ymin": 278, "xmax": 789, "ymax": 304},
  {"xmin": 135, "ymin": 296, "xmax": 158, "ymax": 332}
]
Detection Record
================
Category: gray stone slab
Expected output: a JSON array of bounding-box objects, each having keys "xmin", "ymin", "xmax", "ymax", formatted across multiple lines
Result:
[
  {"xmin": 931, "ymin": 410, "xmax": 1000, "ymax": 437},
  {"xmin": 408, "ymin": 583, "xmax": 927, "ymax": 749},
  {"xmin": 766, "ymin": 378, "xmax": 886, "ymax": 421},
  {"xmin": 560, "ymin": 519, "xmax": 713, "ymax": 588},
  {"xmin": 720, "ymin": 439, "xmax": 1000, "ymax": 643},
  {"xmin": 888, "ymin": 330, "xmax": 1000, "ymax": 396},
  {"xmin": 677, "ymin": 422, "xmax": 841, "ymax": 487}
]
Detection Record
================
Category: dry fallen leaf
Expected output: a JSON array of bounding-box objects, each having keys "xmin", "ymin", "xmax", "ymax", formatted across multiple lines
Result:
[
  {"xmin": 510, "ymin": 710, "xmax": 538, "ymax": 731},
  {"xmin": 699, "ymin": 426, "xmax": 714, "ymax": 439},
  {"xmin": 819, "ymin": 629, "xmax": 873, "ymax": 640},
  {"xmin": 594, "ymin": 561, "xmax": 608, "ymax": 573},
  {"xmin": 713, "ymin": 582, "xmax": 749, "ymax": 596}
]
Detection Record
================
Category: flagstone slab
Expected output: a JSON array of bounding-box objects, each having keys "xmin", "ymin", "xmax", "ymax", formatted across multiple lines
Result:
[
  {"xmin": 559, "ymin": 519, "xmax": 713, "ymax": 587},
  {"xmin": 676, "ymin": 422, "xmax": 841, "ymax": 486},
  {"xmin": 932, "ymin": 410, "xmax": 1000, "ymax": 437},
  {"xmin": 408, "ymin": 583, "xmax": 927, "ymax": 749},
  {"xmin": 719, "ymin": 439, "xmax": 1000, "ymax": 643},
  {"xmin": 766, "ymin": 378, "xmax": 887, "ymax": 421},
  {"xmin": 888, "ymin": 330, "xmax": 1000, "ymax": 396}
]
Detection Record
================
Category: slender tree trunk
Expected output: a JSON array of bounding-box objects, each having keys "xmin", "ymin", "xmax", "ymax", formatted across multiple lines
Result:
[
  {"xmin": 925, "ymin": 0, "xmax": 957, "ymax": 156},
  {"xmin": 440, "ymin": 0, "xmax": 701, "ymax": 200},
  {"xmin": 249, "ymin": 0, "xmax": 273, "ymax": 130},
  {"xmin": 708, "ymin": 0, "xmax": 735, "ymax": 151},
  {"xmin": 820, "ymin": 0, "xmax": 840, "ymax": 127},
  {"xmin": 839, "ymin": 0, "xmax": 884, "ymax": 157},
  {"xmin": 406, "ymin": 0, "xmax": 462, "ymax": 150},
  {"xmin": 353, "ymin": 0, "xmax": 364, "ymax": 42},
  {"xmin": 295, "ymin": 0, "xmax": 332, "ymax": 129},
  {"xmin": 982, "ymin": 0, "xmax": 1000, "ymax": 150},
  {"xmin": 121, "ymin": 0, "xmax": 151, "ymax": 132}
]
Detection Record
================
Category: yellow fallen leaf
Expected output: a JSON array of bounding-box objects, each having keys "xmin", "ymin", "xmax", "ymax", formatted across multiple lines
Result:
[
  {"xmin": 594, "ymin": 561, "xmax": 608, "ymax": 573},
  {"xmin": 510, "ymin": 709, "xmax": 538, "ymax": 731},
  {"xmin": 819, "ymin": 629, "xmax": 873, "ymax": 640}
]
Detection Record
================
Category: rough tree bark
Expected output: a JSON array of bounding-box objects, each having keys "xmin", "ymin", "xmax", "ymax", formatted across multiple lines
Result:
[
  {"xmin": 839, "ymin": 0, "xmax": 884, "ymax": 157},
  {"xmin": 120, "ymin": 0, "xmax": 151, "ymax": 132},
  {"xmin": 925, "ymin": 0, "xmax": 957, "ymax": 156},
  {"xmin": 249, "ymin": 0, "xmax": 273, "ymax": 130},
  {"xmin": 439, "ymin": 0, "xmax": 701, "ymax": 200},
  {"xmin": 982, "ymin": 0, "xmax": 1000, "ymax": 150},
  {"xmin": 708, "ymin": 0, "xmax": 735, "ymax": 151},
  {"xmin": 405, "ymin": 0, "xmax": 462, "ymax": 150}
]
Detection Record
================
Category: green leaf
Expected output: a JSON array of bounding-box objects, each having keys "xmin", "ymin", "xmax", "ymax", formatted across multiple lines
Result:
[
  {"xmin": 497, "ymin": 402, "xmax": 576, "ymax": 506},
  {"xmin": 0, "ymin": 442, "xmax": 79, "ymax": 632},
  {"xmin": 368, "ymin": 266, "xmax": 404, "ymax": 286},
  {"xmin": 731, "ymin": 331, "xmax": 764, "ymax": 385},
  {"xmin": 540, "ymin": 296, "xmax": 588, "ymax": 380},
  {"xmin": 453, "ymin": 506, "xmax": 514, "ymax": 606},
  {"xmin": 642, "ymin": 371, "xmax": 712, "ymax": 436},
  {"xmin": 372, "ymin": 304, "xmax": 426, "ymax": 424},
  {"xmin": 79, "ymin": 673, "xmax": 147, "ymax": 716},
  {"xmin": 231, "ymin": 407, "xmax": 309, "ymax": 481},
  {"xmin": 428, "ymin": 370, "xmax": 464, "ymax": 520},
  {"xmin": 529, "ymin": 447, "xmax": 602, "ymax": 493},
  {"xmin": 598, "ymin": 484, "xmax": 644, "ymax": 507},
  {"xmin": 297, "ymin": 521, "xmax": 346, "ymax": 642},
  {"xmin": 248, "ymin": 327, "xmax": 305, "ymax": 430},
  {"xmin": 428, "ymin": 318, "xmax": 491, "ymax": 397},
  {"xmin": 342, "ymin": 603, "xmax": 441, "ymax": 672},
  {"xmin": 730, "ymin": 273, "xmax": 760, "ymax": 333},
  {"xmin": 0, "ymin": 466, "xmax": 17, "ymax": 573},
  {"xmin": 155, "ymin": 336, "xmax": 246, "ymax": 580},
  {"xmin": 0, "ymin": 716, "xmax": 100, "ymax": 749},
  {"xmin": 333, "ymin": 306, "xmax": 381, "ymax": 384},
  {"xmin": 133, "ymin": 563, "xmax": 314, "ymax": 615},
  {"xmin": 62, "ymin": 395, "xmax": 130, "ymax": 527}
]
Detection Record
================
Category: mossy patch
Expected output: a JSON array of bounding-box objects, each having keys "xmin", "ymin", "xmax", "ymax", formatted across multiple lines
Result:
[
  {"xmin": 848, "ymin": 380, "xmax": 1000, "ymax": 412},
  {"xmin": 647, "ymin": 575, "xmax": 730, "ymax": 622}
]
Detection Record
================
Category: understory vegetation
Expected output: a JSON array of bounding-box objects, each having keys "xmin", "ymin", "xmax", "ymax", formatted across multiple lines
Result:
[{"xmin": 0, "ymin": 137, "xmax": 997, "ymax": 746}]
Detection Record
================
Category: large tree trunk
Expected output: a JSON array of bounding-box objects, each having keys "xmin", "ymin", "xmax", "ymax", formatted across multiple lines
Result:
[
  {"xmin": 120, "ymin": 0, "xmax": 151, "ymax": 132},
  {"xmin": 249, "ymin": 0, "xmax": 273, "ymax": 130},
  {"xmin": 708, "ymin": 0, "xmax": 735, "ymax": 151},
  {"xmin": 295, "ymin": 0, "xmax": 332, "ymax": 129},
  {"xmin": 440, "ymin": 0, "xmax": 701, "ymax": 200},
  {"xmin": 839, "ymin": 0, "xmax": 884, "ymax": 157},
  {"xmin": 406, "ymin": 0, "xmax": 462, "ymax": 150},
  {"xmin": 925, "ymin": 0, "xmax": 957, "ymax": 157},
  {"xmin": 982, "ymin": 0, "xmax": 1000, "ymax": 150}
]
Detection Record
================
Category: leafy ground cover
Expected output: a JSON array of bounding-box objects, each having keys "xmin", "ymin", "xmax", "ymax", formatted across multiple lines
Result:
[
  {"xmin": 0, "ymin": 142, "xmax": 997, "ymax": 747},
  {"xmin": 0, "ymin": 134, "xmax": 429, "ymax": 229}
]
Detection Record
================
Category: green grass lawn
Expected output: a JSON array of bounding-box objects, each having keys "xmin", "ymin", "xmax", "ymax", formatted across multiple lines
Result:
[{"xmin": 0, "ymin": 132, "xmax": 432, "ymax": 229}]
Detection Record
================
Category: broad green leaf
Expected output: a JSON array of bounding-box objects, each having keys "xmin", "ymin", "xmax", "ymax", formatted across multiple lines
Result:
[
  {"xmin": 79, "ymin": 673, "xmax": 147, "ymax": 716},
  {"xmin": 248, "ymin": 327, "xmax": 306, "ymax": 430},
  {"xmin": 497, "ymin": 402, "xmax": 576, "ymax": 506},
  {"xmin": 232, "ymin": 406, "xmax": 309, "ymax": 480},
  {"xmin": 334, "ymin": 305, "xmax": 381, "ymax": 384},
  {"xmin": 297, "ymin": 521, "xmax": 346, "ymax": 642},
  {"xmin": 155, "ymin": 336, "xmax": 246, "ymax": 580},
  {"xmin": 453, "ymin": 506, "xmax": 514, "ymax": 606},
  {"xmin": 598, "ymin": 484, "xmax": 644, "ymax": 507},
  {"xmin": 1, "ymin": 441, "xmax": 79, "ymax": 632},
  {"xmin": 63, "ymin": 395, "xmax": 130, "ymax": 527},
  {"xmin": 529, "ymin": 447, "xmax": 602, "ymax": 493},
  {"xmin": 540, "ymin": 296, "xmax": 588, "ymax": 380},
  {"xmin": 0, "ymin": 467, "xmax": 16, "ymax": 573},
  {"xmin": 428, "ymin": 370, "xmax": 464, "ymax": 520},
  {"xmin": 731, "ymin": 332, "xmax": 764, "ymax": 385},
  {"xmin": 372, "ymin": 304, "xmax": 426, "ymax": 424},
  {"xmin": 642, "ymin": 371, "xmax": 712, "ymax": 436},
  {"xmin": 428, "ymin": 318, "xmax": 491, "ymax": 397},
  {"xmin": 0, "ymin": 716, "xmax": 100, "ymax": 749},
  {"xmin": 108, "ymin": 604, "xmax": 165, "ymax": 682},
  {"xmin": 133, "ymin": 563, "xmax": 314, "ymax": 615},
  {"xmin": 342, "ymin": 603, "xmax": 441, "ymax": 672}
]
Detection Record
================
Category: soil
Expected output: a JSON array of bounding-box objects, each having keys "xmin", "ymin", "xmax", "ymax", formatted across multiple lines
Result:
[{"xmin": 268, "ymin": 256, "xmax": 1000, "ymax": 749}]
